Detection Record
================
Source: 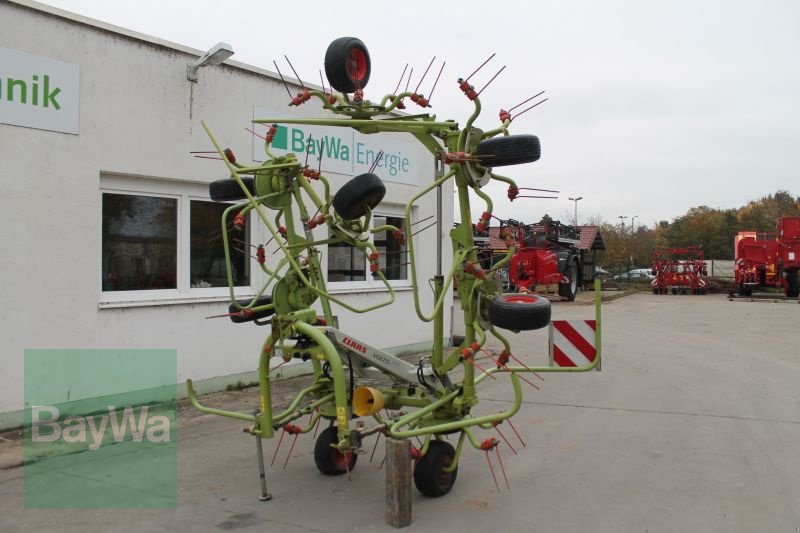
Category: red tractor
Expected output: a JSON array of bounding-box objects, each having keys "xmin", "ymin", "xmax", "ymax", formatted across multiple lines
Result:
[
  {"xmin": 651, "ymin": 246, "xmax": 707, "ymax": 295},
  {"xmin": 734, "ymin": 217, "xmax": 800, "ymax": 297},
  {"xmin": 503, "ymin": 218, "xmax": 586, "ymax": 301}
]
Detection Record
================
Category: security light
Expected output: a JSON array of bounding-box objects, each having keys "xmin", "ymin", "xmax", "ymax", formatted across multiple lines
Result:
[{"xmin": 187, "ymin": 42, "xmax": 234, "ymax": 82}]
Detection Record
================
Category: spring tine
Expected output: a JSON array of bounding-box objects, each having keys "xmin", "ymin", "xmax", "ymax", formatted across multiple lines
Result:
[
  {"xmin": 485, "ymin": 451, "xmax": 500, "ymax": 492},
  {"xmin": 270, "ymin": 428, "xmax": 285, "ymax": 467},
  {"xmin": 518, "ymin": 187, "xmax": 559, "ymax": 193},
  {"xmin": 193, "ymin": 155, "xmax": 223, "ymax": 160},
  {"xmin": 319, "ymin": 69, "xmax": 327, "ymax": 96},
  {"xmin": 410, "ymin": 214, "xmax": 434, "ymax": 227},
  {"xmin": 495, "ymin": 425, "xmax": 517, "ymax": 455},
  {"xmin": 509, "ymin": 353, "xmax": 544, "ymax": 381},
  {"xmin": 427, "ymin": 61, "xmax": 446, "ymax": 104},
  {"xmin": 270, "ymin": 359, "xmax": 288, "ymax": 374},
  {"xmin": 189, "ymin": 150, "xmax": 220, "ymax": 154},
  {"xmin": 411, "ymin": 221, "xmax": 437, "ymax": 237},
  {"xmin": 495, "ymin": 446, "xmax": 510, "ymax": 490},
  {"xmin": 370, "ymin": 432, "xmax": 382, "ymax": 463},
  {"xmin": 475, "ymin": 66, "xmax": 506, "ymax": 98},
  {"xmin": 506, "ymin": 416, "xmax": 526, "ymax": 448},
  {"xmin": 283, "ymin": 433, "xmax": 299, "ymax": 469},
  {"xmin": 513, "ymin": 97, "xmax": 549, "ymax": 120},
  {"xmin": 414, "ymin": 56, "xmax": 436, "ymax": 94},
  {"xmin": 393, "ymin": 63, "xmax": 409, "ymax": 95},
  {"xmin": 273, "ymin": 60, "xmax": 294, "ymax": 99},
  {"xmin": 404, "ymin": 67, "xmax": 414, "ymax": 92},
  {"xmin": 464, "ymin": 356, "xmax": 496, "ymax": 380},
  {"xmin": 482, "ymin": 350, "xmax": 539, "ymax": 389},
  {"xmin": 368, "ymin": 150, "xmax": 384, "ymax": 173},
  {"xmin": 284, "ymin": 55, "xmax": 305, "ymax": 88},
  {"xmin": 245, "ymin": 127, "xmax": 268, "ymax": 142},
  {"xmin": 313, "ymin": 409, "xmax": 321, "ymax": 438},
  {"xmin": 465, "ymin": 53, "xmax": 496, "ymax": 82},
  {"xmin": 516, "ymin": 195, "xmax": 558, "ymax": 200},
  {"xmin": 379, "ymin": 453, "xmax": 387, "ymax": 470},
  {"xmin": 508, "ymin": 90, "xmax": 546, "ymax": 112}
]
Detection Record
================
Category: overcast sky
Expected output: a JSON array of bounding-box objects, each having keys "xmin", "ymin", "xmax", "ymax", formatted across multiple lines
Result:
[{"xmin": 37, "ymin": 0, "xmax": 800, "ymax": 229}]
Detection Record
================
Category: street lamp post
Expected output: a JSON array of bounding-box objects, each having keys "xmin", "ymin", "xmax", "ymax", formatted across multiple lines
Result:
[
  {"xmin": 568, "ymin": 196, "xmax": 583, "ymax": 225},
  {"xmin": 630, "ymin": 215, "xmax": 638, "ymax": 233},
  {"xmin": 618, "ymin": 215, "xmax": 628, "ymax": 233}
]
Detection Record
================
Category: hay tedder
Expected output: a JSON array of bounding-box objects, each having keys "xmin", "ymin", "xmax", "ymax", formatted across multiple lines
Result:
[
  {"xmin": 650, "ymin": 246, "xmax": 707, "ymax": 295},
  {"xmin": 185, "ymin": 37, "xmax": 602, "ymax": 502}
]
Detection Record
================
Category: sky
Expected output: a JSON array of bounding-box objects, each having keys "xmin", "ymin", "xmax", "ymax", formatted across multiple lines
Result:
[{"xmin": 36, "ymin": 0, "xmax": 800, "ymax": 229}]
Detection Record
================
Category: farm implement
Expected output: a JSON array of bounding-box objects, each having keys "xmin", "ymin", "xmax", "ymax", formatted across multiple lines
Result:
[
  {"xmin": 734, "ymin": 217, "xmax": 800, "ymax": 298},
  {"xmin": 184, "ymin": 36, "xmax": 603, "ymax": 504},
  {"xmin": 650, "ymin": 246, "xmax": 707, "ymax": 295}
]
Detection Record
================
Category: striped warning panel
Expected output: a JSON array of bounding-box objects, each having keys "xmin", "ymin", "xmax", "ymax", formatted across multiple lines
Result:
[{"xmin": 549, "ymin": 320, "xmax": 597, "ymax": 368}]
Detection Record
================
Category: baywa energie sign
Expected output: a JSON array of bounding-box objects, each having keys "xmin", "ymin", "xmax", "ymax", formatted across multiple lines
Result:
[
  {"xmin": 0, "ymin": 47, "xmax": 79, "ymax": 134},
  {"xmin": 252, "ymin": 106, "xmax": 423, "ymax": 186}
]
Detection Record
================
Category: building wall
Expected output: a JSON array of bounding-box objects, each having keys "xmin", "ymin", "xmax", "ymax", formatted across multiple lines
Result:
[{"xmin": 0, "ymin": 1, "xmax": 454, "ymax": 421}]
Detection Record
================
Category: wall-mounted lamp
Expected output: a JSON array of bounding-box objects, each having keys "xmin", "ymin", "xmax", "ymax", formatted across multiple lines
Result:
[{"xmin": 187, "ymin": 42, "xmax": 234, "ymax": 82}]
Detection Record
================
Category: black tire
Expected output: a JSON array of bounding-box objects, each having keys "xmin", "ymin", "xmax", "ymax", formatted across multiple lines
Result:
[
  {"xmin": 209, "ymin": 177, "xmax": 256, "ymax": 201},
  {"xmin": 314, "ymin": 426, "xmax": 357, "ymax": 476},
  {"xmin": 739, "ymin": 284, "xmax": 752, "ymax": 297},
  {"xmin": 332, "ymin": 173, "xmax": 386, "ymax": 220},
  {"xmin": 488, "ymin": 294, "xmax": 551, "ymax": 331},
  {"xmin": 475, "ymin": 134, "xmax": 541, "ymax": 167},
  {"xmin": 229, "ymin": 295, "xmax": 274, "ymax": 324},
  {"xmin": 324, "ymin": 37, "xmax": 371, "ymax": 94},
  {"xmin": 786, "ymin": 270, "xmax": 799, "ymax": 298},
  {"xmin": 414, "ymin": 440, "xmax": 457, "ymax": 497},
  {"xmin": 558, "ymin": 258, "xmax": 579, "ymax": 301}
]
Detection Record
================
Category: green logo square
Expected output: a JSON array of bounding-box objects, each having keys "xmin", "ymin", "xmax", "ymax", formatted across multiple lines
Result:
[{"xmin": 24, "ymin": 349, "xmax": 177, "ymax": 509}]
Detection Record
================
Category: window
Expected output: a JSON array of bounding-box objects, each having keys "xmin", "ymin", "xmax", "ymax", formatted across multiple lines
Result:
[
  {"xmin": 100, "ymin": 177, "xmax": 256, "ymax": 306},
  {"xmin": 102, "ymin": 194, "xmax": 177, "ymax": 291},
  {"xmin": 190, "ymin": 201, "xmax": 250, "ymax": 288},
  {"xmin": 326, "ymin": 211, "xmax": 409, "ymax": 289}
]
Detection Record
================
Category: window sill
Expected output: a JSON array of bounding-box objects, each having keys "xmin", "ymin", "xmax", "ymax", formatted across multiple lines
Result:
[{"xmin": 99, "ymin": 290, "xmax": 255, "ymax": 309}]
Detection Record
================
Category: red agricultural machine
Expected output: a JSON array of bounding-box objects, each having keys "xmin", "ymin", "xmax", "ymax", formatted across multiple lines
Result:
[
  {"xmin": 501, "ymin": 218, "xmax": 589, "ymax": 301},
  {"xmin": 651, "ymin": 246, "xmax": 707, "ymax": 295},
  {"xmin": 735, "ymin": 217, "xmax": 800, "ymax": 297}
]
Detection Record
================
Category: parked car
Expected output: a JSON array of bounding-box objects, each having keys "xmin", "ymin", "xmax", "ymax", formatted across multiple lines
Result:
[{"xmin": 612, "ymin": 269, "xmax": 655, "ymax": 281}]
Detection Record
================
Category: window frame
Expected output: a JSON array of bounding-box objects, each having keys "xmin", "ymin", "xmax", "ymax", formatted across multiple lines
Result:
[
  {"xmin": 325, "ymin": 204, "xmax": 413, "ymax": 294},
  {"xmin": 99, "ymin": 175, "xmax": 259, "ymax": 308}
]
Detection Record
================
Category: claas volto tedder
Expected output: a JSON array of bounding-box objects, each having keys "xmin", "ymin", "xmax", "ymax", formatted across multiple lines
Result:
[
  {"xmin": 650, "ymin": 246, "xmax": 707, "ymax": 295},
  {"xmin": 734, "ymin": 217, "xmax": 800, "ymax": 297},
  {"xmin": 185, "ymin": 37, "xmax": 602, "ymax": 500}
]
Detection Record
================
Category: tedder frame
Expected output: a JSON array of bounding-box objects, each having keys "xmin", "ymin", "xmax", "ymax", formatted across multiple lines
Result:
[{"xmin": 185, "ymin": 36, "xmax": 602, "ymax": 500}]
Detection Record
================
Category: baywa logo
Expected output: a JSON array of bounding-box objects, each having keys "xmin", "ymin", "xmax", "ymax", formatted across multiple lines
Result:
[
  {"xmin": 31, "ymin": 404, "xmax": 171, "ymax": 451},
  {"xmin": 272, "ymin": 125, "xmax": 411, "ymax": 177},
  {"xmin": 24, "ymin": 349, "xmax": 177, "ymax": 509}
]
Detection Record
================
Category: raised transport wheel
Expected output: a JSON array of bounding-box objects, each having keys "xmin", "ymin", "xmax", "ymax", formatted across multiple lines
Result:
[
  {"xmin": 332, "ymin": 172, "xmax": 386, "ymax": 220},
  {"xmin": 209, "ymin": 177, "xmax": 256, "ymax": 201},
  {"xmin": 488, "ymin": 293, "xmax": 551, "ymax": 331},
  {"xmin": 558, "ymin": 258, "xmax": 579, "ymax": 301},
  {"xmin": 413, "ymin": 440, "xmax": 458, "ymax": 497},
  {"xmin": 324, "ymin": 37, "xmax": 371, "ymax": 94},
  {"xmin": 314, "ymin": 426, "xmax": 357, "ymax": 476},
  {"xmin": 475, "ymin": 134, "xmax": 541, "ymax": 167}
]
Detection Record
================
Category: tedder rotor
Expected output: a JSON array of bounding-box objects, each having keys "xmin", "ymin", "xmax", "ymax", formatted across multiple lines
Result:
[{"xmin": 185, "ymin": 37, "xmax": 603, "ymax": 503}]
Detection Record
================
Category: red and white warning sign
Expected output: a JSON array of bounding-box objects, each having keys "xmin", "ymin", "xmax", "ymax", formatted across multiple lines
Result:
[{"xmin": 549, "ymin": 320, "xmax": 598, "ymax": 368}]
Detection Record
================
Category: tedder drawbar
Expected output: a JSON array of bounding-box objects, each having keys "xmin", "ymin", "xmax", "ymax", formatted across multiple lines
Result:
[{"xmin": 185, "ymin": 37, "xmax": 602, "ymax": 501}]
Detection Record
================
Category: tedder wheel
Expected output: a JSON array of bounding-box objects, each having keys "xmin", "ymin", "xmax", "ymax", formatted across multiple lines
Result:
[
  {"xmin": 488, "ymin": 294, "xmax": 551, "ymax": 331},
  {"xmin": 786, "ymin": 270, "xmax": 799, "ymax": 298},
  {"xmin": 314, "ymin": 426, "xmax": 357, "ymax": 476},
  {"xmin": 324, "ymin": 37, "xmax": 371, "ymax": 94},
  {"xmin": 558, "ymin": 258, "xmax": 579, "ymax": 301},
  {"xmin": 332, "ymin": 172, "xmax": 386, "ymax": 220},
  {"xmin": 475, "ymin": 134, "xmax": 541, "ymax": 167},
  {"xmin": 209, "ymin": 177, "xmax": 256, "ymax": 201},
  {"xmin": 414, "ymin": 440, "xmax": 458, "ymax": 497}
]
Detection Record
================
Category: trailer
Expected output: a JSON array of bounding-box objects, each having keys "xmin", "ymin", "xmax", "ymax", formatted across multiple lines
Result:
[
  {"xmin": 500, "ymin": 218, "xmax": 595, "ymax": 301},
  {"xmin": 651, "ymin": 246, "xmax": 707, "ymax": 295},
  {"xmin": 734, "ymin": 217, "xmax": 800, "ymax": 297}
]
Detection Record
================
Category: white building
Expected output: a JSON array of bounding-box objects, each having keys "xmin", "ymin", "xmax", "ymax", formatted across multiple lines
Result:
[{"xmin": 0, "ymin": 0, "xmax": 453, "ymax": 428}]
